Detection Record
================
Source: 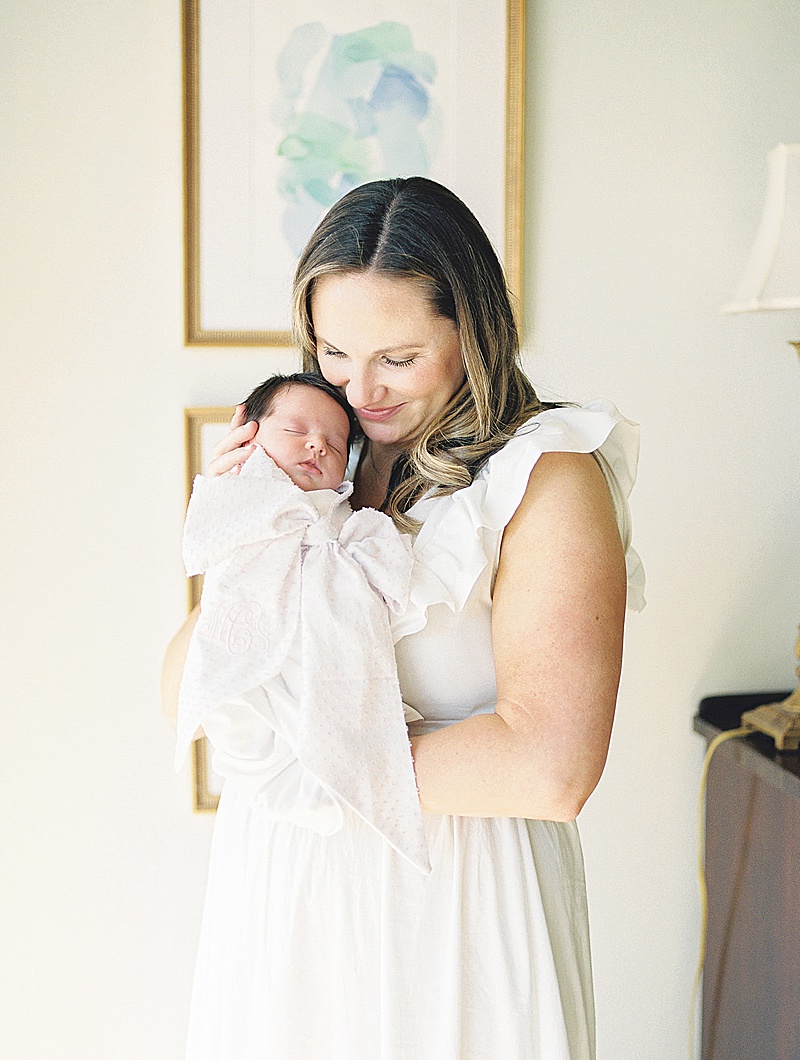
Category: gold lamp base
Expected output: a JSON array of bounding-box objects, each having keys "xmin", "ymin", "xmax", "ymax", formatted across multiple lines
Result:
[
  {"xmin": 741, "ymin": 690, "xmax": 800, "ymax": 751},
  {"xmin": 741, "ymin": 626, "xmax": 800, "ymax": 751}
]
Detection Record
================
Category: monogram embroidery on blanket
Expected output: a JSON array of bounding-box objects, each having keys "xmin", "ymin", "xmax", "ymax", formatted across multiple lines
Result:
[{"xmin": 201, "ymin": 601, "xmax": 276, "ymax": 655}]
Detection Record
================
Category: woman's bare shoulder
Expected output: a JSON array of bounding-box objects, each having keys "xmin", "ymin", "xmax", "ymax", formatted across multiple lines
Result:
[{"xmin": 502, "ymin": 449, "xmax": 620, "ymax": 551}]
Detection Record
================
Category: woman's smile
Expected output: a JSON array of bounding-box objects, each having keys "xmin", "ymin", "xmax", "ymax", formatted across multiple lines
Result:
[{"xmin": 355, "ymin": 402, "xmax": 406, "ymax": 422}]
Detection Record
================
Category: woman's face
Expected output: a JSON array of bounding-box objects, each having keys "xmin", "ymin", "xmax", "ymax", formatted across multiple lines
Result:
[{"xmin": 310, "ymin": 271, "xmax": 465, "ymax": 453}]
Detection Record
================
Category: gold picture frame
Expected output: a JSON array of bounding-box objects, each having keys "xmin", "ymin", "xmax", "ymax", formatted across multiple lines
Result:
[
  {"xmin": 183, "ymin": 0, "xmax": 526, "ymax": 346},
  {"xmin": 184, "ymin": 406, "xmax": 236, "ymax": 812}
]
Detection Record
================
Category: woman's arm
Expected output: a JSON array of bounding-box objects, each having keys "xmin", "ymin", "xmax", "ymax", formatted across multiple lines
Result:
[
  {"xmin": 161, "ymin": 606, "xmax": 200, "ymax": 731},
  {"xmin": 409, "ymin": 451, "xmax": 628, "ymax": 821}
]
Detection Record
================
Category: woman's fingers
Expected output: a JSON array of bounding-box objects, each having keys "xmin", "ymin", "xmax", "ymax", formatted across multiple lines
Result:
[
  {"xmin": 207, "ymin": 406, "xmax": 259, "ymax": 476},
  {"xmin": 207, "ymin": 442, "xmax": 256, "ymax": 477},
  {"xmin": 229, "ymin": 403, "xmax": 247, "ymax": 430}
]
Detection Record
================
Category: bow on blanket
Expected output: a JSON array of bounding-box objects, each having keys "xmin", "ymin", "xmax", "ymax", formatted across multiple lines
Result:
[{"xmin": 175, "ymin": 446, "xmax": 430, "ymax": 874}]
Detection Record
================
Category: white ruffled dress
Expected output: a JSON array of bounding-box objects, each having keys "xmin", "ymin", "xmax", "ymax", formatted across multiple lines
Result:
[{"xmin": 184, "ymin": 400, "xmax": 645, "ymax": 1060}]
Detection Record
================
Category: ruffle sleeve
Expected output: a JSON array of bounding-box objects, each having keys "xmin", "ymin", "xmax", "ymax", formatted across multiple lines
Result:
[{"xmin": 392, "ymin": 399, "xmax": 645, "ymax": 642}]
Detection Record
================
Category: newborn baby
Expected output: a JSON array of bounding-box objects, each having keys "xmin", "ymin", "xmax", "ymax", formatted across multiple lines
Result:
[{"xmin": 175, "ymin": 372, "xmax": 429, "ymax": 874}]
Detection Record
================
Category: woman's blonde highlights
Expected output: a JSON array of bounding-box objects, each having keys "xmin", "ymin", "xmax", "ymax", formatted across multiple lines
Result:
[{"xmin": 292, "ymin": 178, "xmax": 551, "ymax": 531}]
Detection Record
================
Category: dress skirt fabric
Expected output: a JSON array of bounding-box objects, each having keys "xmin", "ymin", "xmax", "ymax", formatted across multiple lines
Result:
[{"xmin": 186, "ymin": 793, "xmax": 594, "ymax": 1060}]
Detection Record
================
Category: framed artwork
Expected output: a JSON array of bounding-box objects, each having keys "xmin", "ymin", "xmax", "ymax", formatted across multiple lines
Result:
[
  {"xmin": 183, "ymin": 406, "xmax": 236, "ymax": 812},
  {"xmin": 183, "ymin": 0, "xmax": 526, "ymax": 345}
]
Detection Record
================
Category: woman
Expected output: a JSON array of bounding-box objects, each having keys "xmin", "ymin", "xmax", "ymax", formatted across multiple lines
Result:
[{"xmin": 164, "ymin": 177, "xmax": 644, "ymax": 1059}]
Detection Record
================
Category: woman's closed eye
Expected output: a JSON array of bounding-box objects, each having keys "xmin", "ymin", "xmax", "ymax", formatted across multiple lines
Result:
[
  {"xmin": 382, "ymin": 356, "xmax": 416, "ymax": 368},
  {"xmin": 320, "ymin": 345, "xmax": 416, "ymax": 369}
]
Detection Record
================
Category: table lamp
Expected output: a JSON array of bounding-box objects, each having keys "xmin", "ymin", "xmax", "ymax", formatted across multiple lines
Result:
[{"xmin": 722, "ymin": 141, "xmax": 800, "ymax": 749}]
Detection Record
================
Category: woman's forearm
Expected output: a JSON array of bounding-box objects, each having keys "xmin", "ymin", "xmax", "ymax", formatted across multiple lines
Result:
[{"xmin": 409, "ymin": 702, "xmax": 610, "ymax": 822}]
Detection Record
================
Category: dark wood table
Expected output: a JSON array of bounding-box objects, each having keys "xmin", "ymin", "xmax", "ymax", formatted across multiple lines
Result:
[{"xmin": 694, "ymin": 693, "xmax": 800, "ymax": 1060}]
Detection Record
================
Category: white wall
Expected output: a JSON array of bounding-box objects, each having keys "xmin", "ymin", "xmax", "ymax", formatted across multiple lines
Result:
[
  {"xmin": 2, "ymin": 2, "xmax": 798, "ymax": 1057},
  {"xmin": 529, "ymin": 3, "xmax": 800, "ymax": 1058}
]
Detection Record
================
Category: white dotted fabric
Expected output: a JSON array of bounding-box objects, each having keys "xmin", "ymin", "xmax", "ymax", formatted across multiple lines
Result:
[{"xmin": 176, "ymin": 446, "xmax": 429, "ymax": 874}]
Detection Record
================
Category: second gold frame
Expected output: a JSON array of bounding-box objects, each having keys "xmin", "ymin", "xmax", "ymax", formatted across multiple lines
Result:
[{"xmin": 184, "ymin": 406, "xmax": 236, "ymax": 812}]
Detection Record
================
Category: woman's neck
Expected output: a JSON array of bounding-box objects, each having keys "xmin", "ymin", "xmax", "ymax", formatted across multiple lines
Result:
[{"xmin": 351, "ymin": 440, "xmax": 400, "ymax": 511}]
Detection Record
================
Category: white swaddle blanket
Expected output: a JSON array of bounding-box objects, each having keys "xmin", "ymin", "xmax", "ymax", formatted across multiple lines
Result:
[{"xmin": 175, "ymin": 446, "xmax": 430, "ymax": 874}]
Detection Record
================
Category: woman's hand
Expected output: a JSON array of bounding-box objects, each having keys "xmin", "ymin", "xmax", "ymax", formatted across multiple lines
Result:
[{"xmin": 207, "ymin": 404, "xmax": 259, "ymax": 477}]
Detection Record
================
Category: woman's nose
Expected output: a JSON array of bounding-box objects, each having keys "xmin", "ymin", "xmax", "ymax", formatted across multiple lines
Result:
[{"xmin": 345, "ymin": 367, "xmax": 383, "ymax": 409}]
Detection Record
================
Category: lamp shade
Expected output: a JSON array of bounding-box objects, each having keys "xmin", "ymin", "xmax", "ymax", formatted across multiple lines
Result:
[{"xmin": 722, "ymin": 143, "xmax": 800, "ymax": 314}]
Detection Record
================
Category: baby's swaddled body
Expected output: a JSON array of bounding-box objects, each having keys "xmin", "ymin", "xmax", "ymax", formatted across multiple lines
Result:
[{"xmin": 175, "ymin": 445, "xmax": 429, "ymax": 873}]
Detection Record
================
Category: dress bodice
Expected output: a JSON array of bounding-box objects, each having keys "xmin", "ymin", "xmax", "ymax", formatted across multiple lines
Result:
[{"xmin": 389, "ymin": 400, "xmax": 645, "ymax": 730}]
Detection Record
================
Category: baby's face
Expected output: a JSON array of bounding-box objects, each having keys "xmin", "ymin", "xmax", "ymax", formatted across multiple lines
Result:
[{"xmin": 253, "ymin": 385, "xmax": 349, "ymax": 491}]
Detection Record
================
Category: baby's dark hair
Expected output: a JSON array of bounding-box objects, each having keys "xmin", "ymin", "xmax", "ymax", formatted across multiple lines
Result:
[{"xmin": 242, "ymin": 372, "xmax": 358, "ymax": 452}]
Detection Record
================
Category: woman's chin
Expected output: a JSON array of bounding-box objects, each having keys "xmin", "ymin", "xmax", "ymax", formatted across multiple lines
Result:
[
  {"xmin": 359, "ymin": 407, "xmax": 414, "ymax": 439},
  {"xmin": 362, "ymin": 429, "xmax": 408, "ymax": 458}
]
